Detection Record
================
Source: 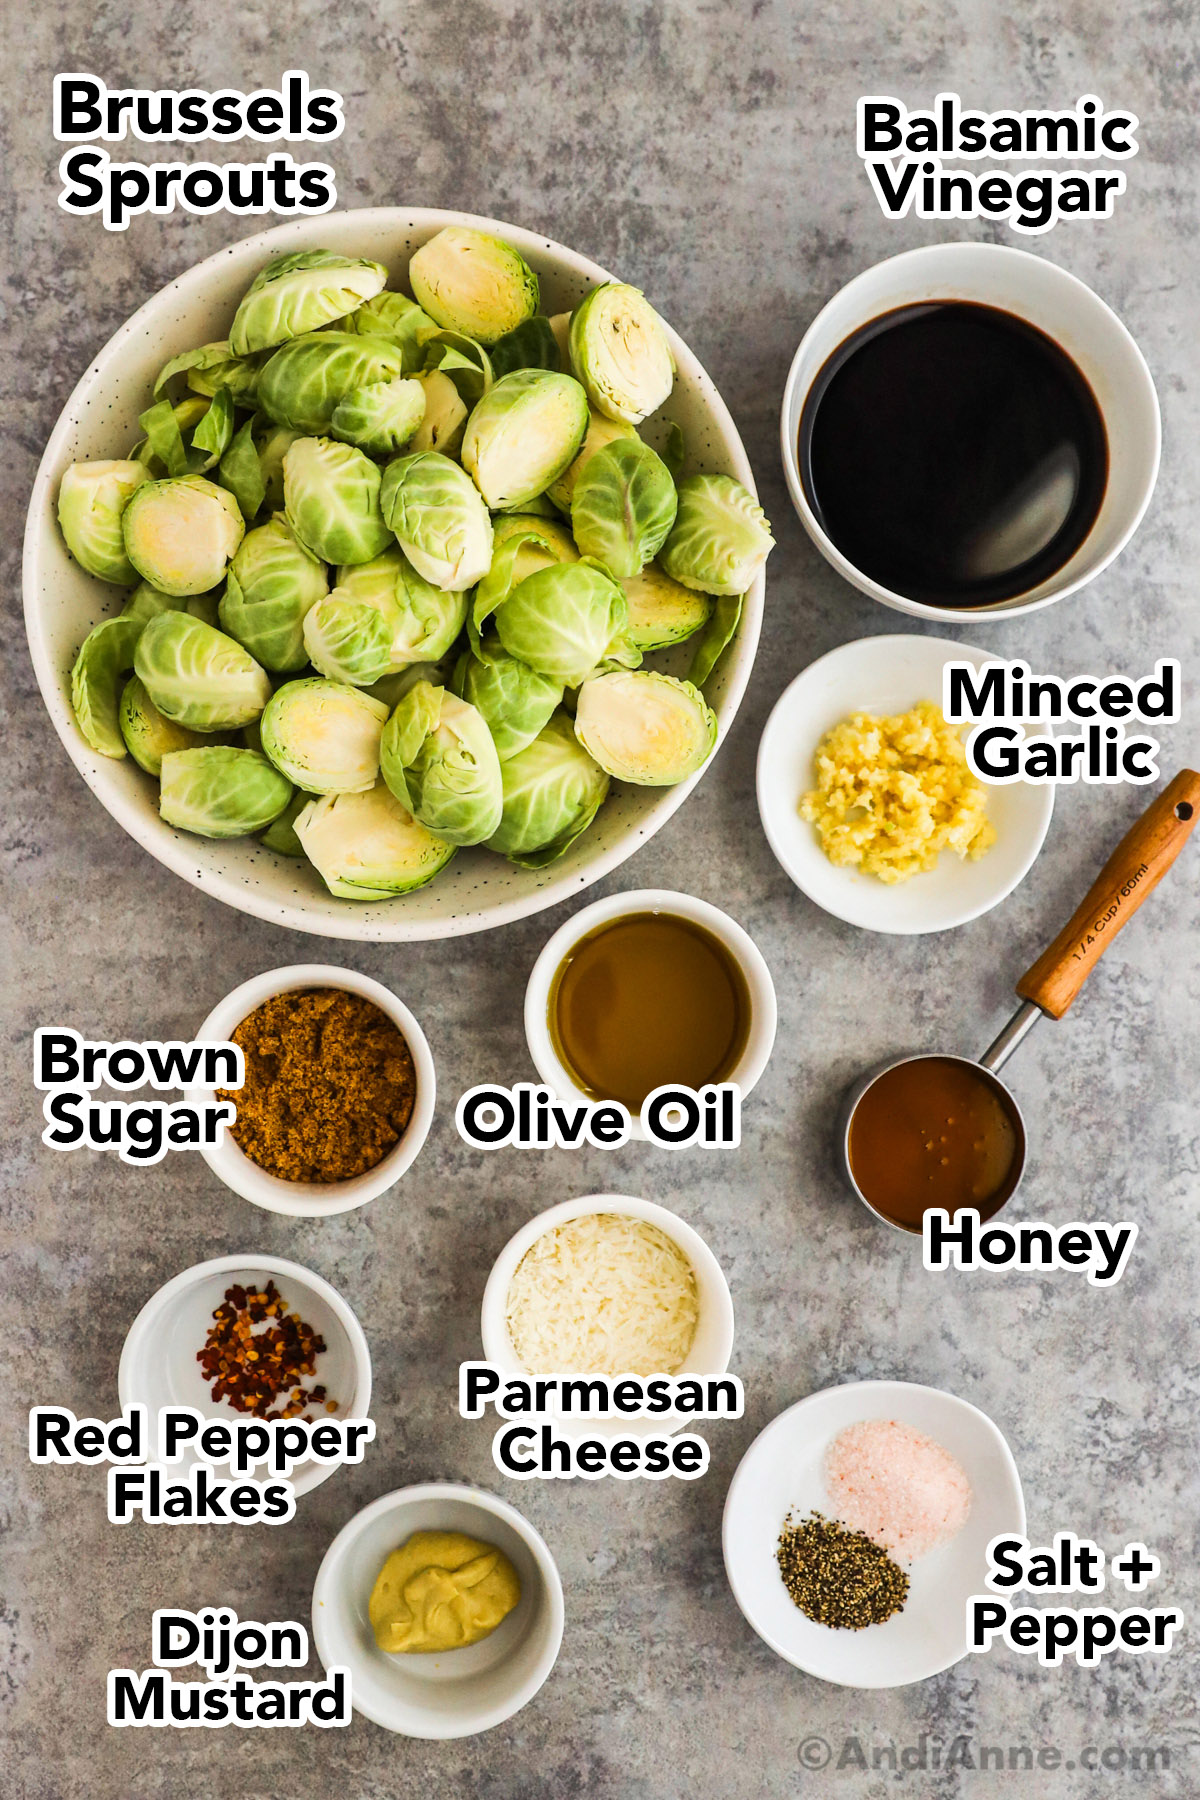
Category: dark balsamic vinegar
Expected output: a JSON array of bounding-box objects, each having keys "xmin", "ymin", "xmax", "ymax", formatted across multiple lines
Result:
[{"xmin": 799, "ymin": 302, "xmax": 1109, "ymax": 608}]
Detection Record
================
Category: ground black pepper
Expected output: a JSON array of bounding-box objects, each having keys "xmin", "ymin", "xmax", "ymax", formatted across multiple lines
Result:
[{"xmin": 776, "ymin": 1511, "xmax": 909, "ymax": 1630}]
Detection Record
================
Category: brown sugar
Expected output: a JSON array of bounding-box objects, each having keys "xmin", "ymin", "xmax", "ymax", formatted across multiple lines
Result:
[{"xmin": 220, "ymin": 987, "xmax": 417, "ymax": 1182}]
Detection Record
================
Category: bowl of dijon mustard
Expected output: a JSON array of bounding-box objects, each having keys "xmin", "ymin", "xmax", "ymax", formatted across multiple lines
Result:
[{"xmin": 311, "ymin": 1482, "xmax": 564, "ymax": 1738}]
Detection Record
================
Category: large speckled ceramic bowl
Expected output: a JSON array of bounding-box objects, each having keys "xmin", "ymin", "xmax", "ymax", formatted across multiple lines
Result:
[{"xmin": 24, "ymin": 208, "xmax": 766, "ymax": 941}]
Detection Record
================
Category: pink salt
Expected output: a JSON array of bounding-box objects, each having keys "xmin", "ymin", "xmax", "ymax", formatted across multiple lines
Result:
[{"xmin": 824, "ymin": 1419, "xmax": 972, "ymax": 1562}]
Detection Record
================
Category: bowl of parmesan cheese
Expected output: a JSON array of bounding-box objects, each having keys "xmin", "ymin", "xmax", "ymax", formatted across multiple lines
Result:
[{"xmin": 480, "ymin": 1194, "xmax": 735, "ymax": 1441}]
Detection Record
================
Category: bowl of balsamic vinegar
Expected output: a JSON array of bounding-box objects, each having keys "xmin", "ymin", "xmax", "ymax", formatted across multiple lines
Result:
[{"xmin": 781, "ymin": 242, "xmax": 1160, "ymax": 621}]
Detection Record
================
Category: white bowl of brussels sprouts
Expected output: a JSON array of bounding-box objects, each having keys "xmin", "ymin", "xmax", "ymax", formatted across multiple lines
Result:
[{"xmin": 25, "ymin": 209, "xmax": 772, "ymax": 940}]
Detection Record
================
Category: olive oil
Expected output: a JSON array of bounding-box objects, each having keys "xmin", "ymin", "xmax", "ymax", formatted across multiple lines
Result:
[
  {"xmin": 800, "ymin": 301, "xmax": 1108, "ymax": 608},
  {"xmin": 549, "ymin": 912, "xmax": 751, "ymax": 1113}
]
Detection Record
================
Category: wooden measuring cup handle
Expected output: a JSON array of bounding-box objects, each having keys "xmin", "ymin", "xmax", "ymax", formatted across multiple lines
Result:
[{"xmin": 1016, "ymin": 769, "xmax": 1200, "ymax": 1020}]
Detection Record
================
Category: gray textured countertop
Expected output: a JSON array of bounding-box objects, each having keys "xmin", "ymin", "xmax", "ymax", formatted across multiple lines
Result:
[{"xmin": 4, "ymin": 5, "xmax": 1199, "ymax": 1796}]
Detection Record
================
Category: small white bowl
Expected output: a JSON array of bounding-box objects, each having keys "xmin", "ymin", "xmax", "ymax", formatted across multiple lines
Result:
[
  {"xmin": 311, "ymin": 1482, "xmax": 565, "ymax": 1737},
  {"xmin": 781, "ymin": 241, "xmax": 1160, "ymax": 622},
  {"xmin": 480, "ymin": 1193, "xmax": 735, "ymax": 1442},
  {"xmin": 723, "ymin": 1379, "xmax": 1025, "ymax": 1689},
  {"xmin": 185, "ymin": 964, "xmax": 436, "ymax": 1217},
  {"xmin": 118, "ymin": 1253, "xmax": 372, "ymax": 1500},
  {"xmin": 757, "ymin": 635, "xmax": 1054, "ymax": 935},
  {"xmin": 524, "ymin": 888, "xmax": 777, "ymax": 1138}
]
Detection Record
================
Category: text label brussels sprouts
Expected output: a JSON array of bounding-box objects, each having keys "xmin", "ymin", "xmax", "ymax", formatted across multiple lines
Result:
[
  {"xmin": 283, "ymin": 436, "xmax": 393, "ymax": 565},
  {"xmin": 134, "ymin": 611, "xmax": 271, "ymax": 730},
  {"xmin": 461, "ymin": 369, "xmax": 589, "ymax": 512},
  {"xmin": 159, "ymin": 746, "xmax": 292, "ymax": 838},
  {"xmin": 569, "ymin": 284, "xmax": 675, "ymax": 424},
  {"xmin": 58, "ymin": 460, "xmax": 150, "ymax": 586},
  {"xmin": 229, "ymin": 250, "xmax": 388, "ymax": 355},
  {"xmin": 570, "ymin": 437, "xmax": 678, "ymax": 578},
  {"xmin": 295, "ymin": 782, "xmax": 456, "ymax": 898},
  {"xmin": 409, "ymin": 227, "xmax": 539, "ymax": 346},
  {"xmin": 123, "ymin": 475, "xmax": 245, "ymax": 596},
  {"xmin": 658, "ymin": 473, "xmax": 775, "ymax": 596},
  {"xmin": 379, "ymin": 450, "xmax": 493, "ymax": 591},
  {"xmin": 574, "ymin": 670, "xmax": 717, "ymax": 785},
  {"xmin": 260, "ymin": 678, "xmax": 389, "ymax": 794},
  {"xmin": 380, "ymin": 680, "xmax": 504, "ymax": 846}
]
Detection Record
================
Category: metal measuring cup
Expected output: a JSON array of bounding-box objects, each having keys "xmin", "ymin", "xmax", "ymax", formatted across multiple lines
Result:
[{"xmin": 840, "ymin": 769, "xmax": 1200, "ymax": 1234}]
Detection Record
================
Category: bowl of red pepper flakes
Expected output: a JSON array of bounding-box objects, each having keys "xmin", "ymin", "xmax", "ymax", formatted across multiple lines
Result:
[{"xmin": 119, "ymin": 1253, "xmax": 372, "ymax": 1499}]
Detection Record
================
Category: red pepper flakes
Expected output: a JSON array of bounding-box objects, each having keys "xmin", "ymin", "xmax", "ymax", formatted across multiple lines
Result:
[{"xmin": 197, "ymin": 1281, "xmax": 338, "ymax": 1421}]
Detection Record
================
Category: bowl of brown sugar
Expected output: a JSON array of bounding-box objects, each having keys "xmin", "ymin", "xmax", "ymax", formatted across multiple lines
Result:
[{"xmin": 187, "ymin": 965, "xmax": 436, "ymax": 1216}]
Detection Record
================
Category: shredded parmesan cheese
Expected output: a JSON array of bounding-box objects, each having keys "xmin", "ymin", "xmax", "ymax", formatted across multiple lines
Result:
[{"xmin": 505, "ymin": 1212, "xmax": 700, "ymax": 1376}]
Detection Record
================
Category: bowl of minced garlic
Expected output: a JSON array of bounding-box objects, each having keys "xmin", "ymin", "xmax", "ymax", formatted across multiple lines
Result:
[
  {"xmin": 187, "ymin": 965, "xmax": 437, "ymax": 1217},
  {"xmin": 800, "ymin": 700, "xmax": 996, "ymax": 884}
]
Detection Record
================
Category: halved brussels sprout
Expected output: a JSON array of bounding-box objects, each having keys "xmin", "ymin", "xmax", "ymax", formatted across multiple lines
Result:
[
  {"xmin": 219, "ymin": 515, "xmax": 329, "ymax": 672},
  {"xmin": 454, "ymin": 635, "xmax": 563, "ymax": 761},
  {"xmin": 461, "ymin": 369, "xmax": 589, "ymax": 511},
  {"xmin": 621, "ymin": 566, "xmax": 711, "ymax": 651},
  {"xmin": 295, "ymin": 782, "xmax": 455, "ymax": 898},
  {"xmin": 342, "ymin": 291, "xmax": 439, "ymax": 368},
  {"xmin": 122, "ymin": 475, "xmax": 245, "ymax": 596},
  {"xmin": 487, "ymin": 712, "xmax": 610, "ymax": 867},
  {"xmin": 379, "ymin": 451, "xmax": 493, "ymax": 591},
  {"xmin": 229, "ymin": 250, "xmax": 388, "ymax": 355},
  {"xmin": 259, "ymin": 678, "xmax": 388, "ymax": 793},
  {"xmin": 119, "ymin": 674, "xmax": 204, "ymax": 774},
  {"xmin": 493, "ymin": 559, "xmax": 632, "ymax": 686},
  {"xmin": 570, "ymin": 437, "xmax": 678, "ymax": 578},
  {"xmin": 334, "ymin": 547, "xmax": 469, "ymax": 668},
  {"xmin": 159, "ymin": 747, "xmax": 292, "ymax": 838},
  {"xmin": 546, "ymin": 409, "xmax": 637, "ymax": 514},
  {"xmin": 658, "ymin": 474, "xmax": 775, "ymax": 595},
  {"xmin": 260, "ymin": 789, "xmax": 310, "ymax": 857},
  {"xmin": 57, "ymin": 460, "xmax": 150, "ymax": 585},
  {"xmin": 257, "ymin": 331, "xmax": 408, "ymax": 435},
  {"xmin": 302, "ymin": 596, "xmax": 393, "ymax": 686},
  {"xmin": 134, "ymin": 612, "xmax": 271, "ymax": 730},
  {"xmin": 121, "ymin": 582, "xmax": 220, "ymax": 630},
  {"xmin": 380, "ymin": 680, "xmax": 504, "ymax": 845},
  {"xmin": 70, "ymin": 617, "xmax": 143, "ymax": 756},
  {"xmin": 331, "ymin": 375, "xmax": 425, "ymax": 455},
  {"xmin": 568, "ymin": 284, "xmax": 675, "ymax": 424},
  {"xmin": 153, "ymin": 341, "xmax": 262, "ymax": 407},
  {"xmin": 548, "ymin": 312, "xmax": 572, "ymax": 365},
  {"xmin": 409, "ymin": 227, "xmax": 539, "ymax": 346},
  {"xmin": 409, "ymin": 369, "xmax": 469, "ymax": 458},
  {"xmin": 283, "ymin": 436, "xmax": 392, "ymax": 566},
  {"xmin": 491, "ymin": 512, "xmax": 579, "ymax": 577},
  {"xmin": 574, "ymin": 669, "xmax": 717, "ymax": 785}
]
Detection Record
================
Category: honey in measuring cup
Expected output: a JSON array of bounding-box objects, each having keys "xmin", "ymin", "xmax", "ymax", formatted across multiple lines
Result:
[{"xmin": 847, "ymin": 1056, "xmax": 1022, "ymax": 1232}]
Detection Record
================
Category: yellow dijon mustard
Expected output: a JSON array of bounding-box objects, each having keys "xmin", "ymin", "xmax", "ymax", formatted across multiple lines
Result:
[
  {"xmin": 800, "ymin": 699, "xmax": 996, "ymax": 884},
  {"xmin": 368, "ymin": 1530, "xmax": 522, "ymax": 1654}
]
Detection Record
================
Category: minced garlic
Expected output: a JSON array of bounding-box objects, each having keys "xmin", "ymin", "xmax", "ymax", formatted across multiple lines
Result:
[{"xmin": 800, "ymin": 699, "xmax": 996, "ymax": 884}]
